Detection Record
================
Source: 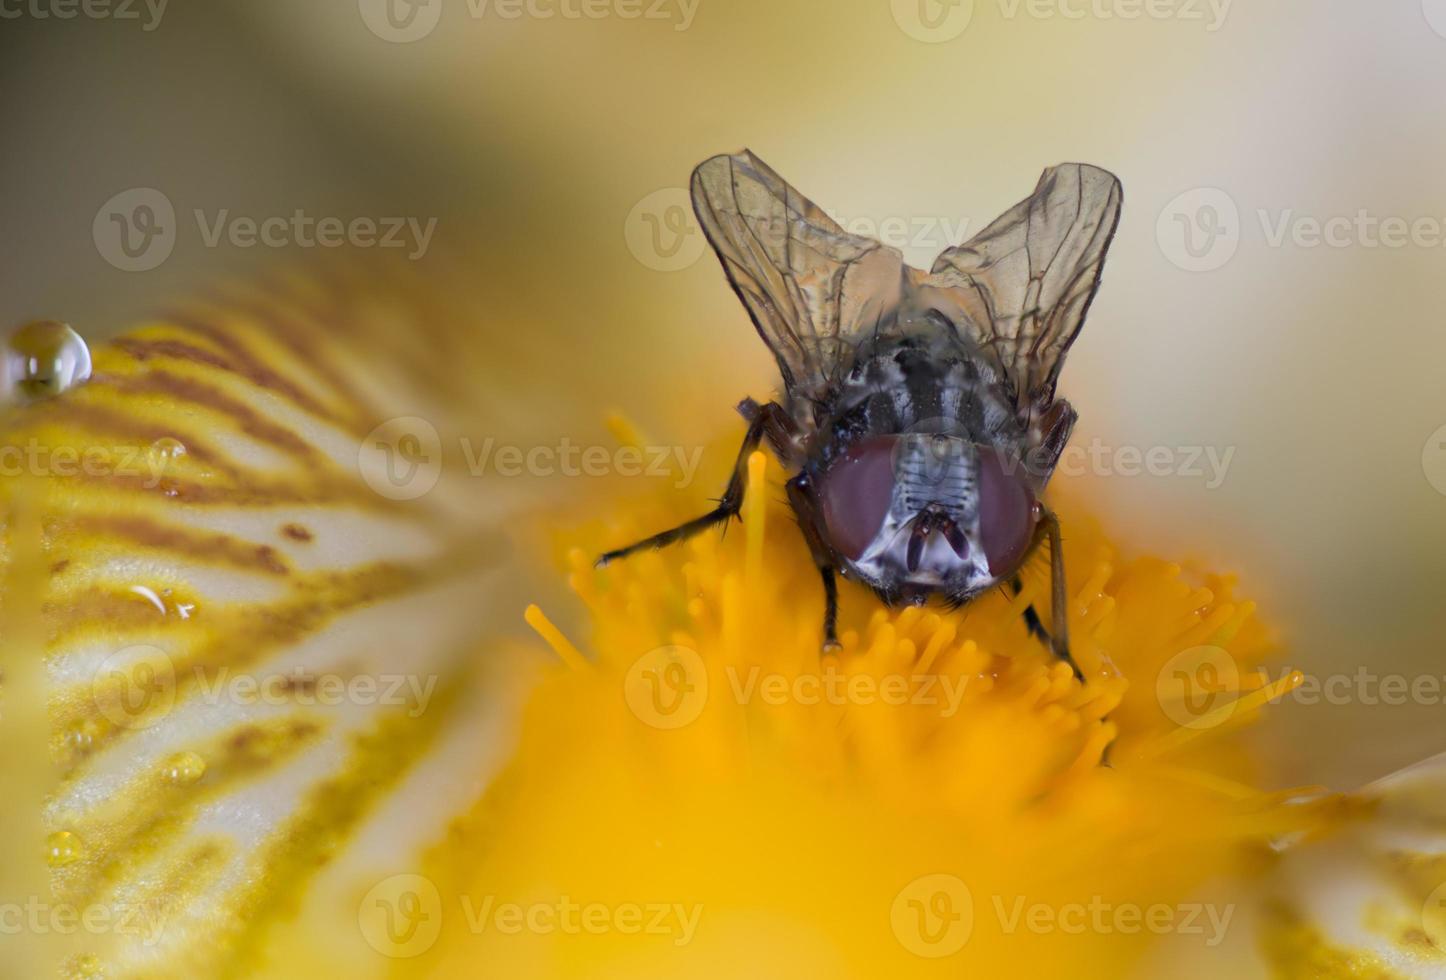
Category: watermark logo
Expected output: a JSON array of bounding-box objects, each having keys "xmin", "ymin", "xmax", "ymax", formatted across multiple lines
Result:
[
  {"xmin": 625, "ymin": 188, "xmax": 705, "ymax": 272},
  {"xmin": 359, "ymin": 417, "xmax": 444, "ymax": 502},
  {"xmin": 360, "ymin": 0, "xmax": 443, "ymax": 41},
  {"xmin": 359, "ymin": 873, "xmax": 444, "ymax": 958},
  {"xmin": 91, "ymin": 645, "xmax": 176, "ymax": 731},
  {"xmin": 1155, "ymin": 645, "xmax": 1240, "ymax": 730},
  {"xmin": 1160, "ymin": 186, "xmax": 1446, "ymax": 271},
  {"xmin": 1422, "ymin": 424, "xmax": 1446, "ymax": 496},
  {"xmin": 892, "ymin": 874, "xmax": 973, "ymax": 957},
  {"xmin": 890, "ymin": 0, "xmax": 974, "ymax": 42},
  {"xmin": 1157, "ymin": 187, "xmax": 1240, "ymax": 272},
  {"xmin": 1423, "ymin": 881, "xmax": 1446, "ymax": 949},
  {"xmin": 624, "ymin": 645, "xmax": 708, "ymax": 729},
  {"xmin": 93, "ymin": 188, "xmax": 177, "ymax": 273}
]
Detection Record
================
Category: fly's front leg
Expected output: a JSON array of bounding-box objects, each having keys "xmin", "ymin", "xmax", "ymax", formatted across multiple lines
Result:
[
  {"xmin": 1039, "ymin": 505, "xmax": 1119, "ymax": 764},
  {"xmin": 1010, "ymin": 575, "xmax": 1052, "ymax": 647},
  {"xmin": 596, "ymin": 401, "xmax": 791, "ymax": 567},
  {"xmin": 786, "ymin": 474, "xmax": 840, "ymax": 651},
  {"xmin": 1038, "ymin": 507, "xmax": 1080, "ymax": 681},
  {"xmin": 1014, "ymin": 506, "xmax": 1083, "ymax": 682}
]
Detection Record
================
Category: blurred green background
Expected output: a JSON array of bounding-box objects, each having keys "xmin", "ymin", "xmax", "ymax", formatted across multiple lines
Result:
[{"xmin": 3, "ymin": 0, "xmax": 1445, "ymax": 786}]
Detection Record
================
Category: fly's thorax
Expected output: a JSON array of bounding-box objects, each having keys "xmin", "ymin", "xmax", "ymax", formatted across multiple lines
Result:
[{"xmin": 811, "ymin": 335, "xmax": 1025, "ymax": 462}]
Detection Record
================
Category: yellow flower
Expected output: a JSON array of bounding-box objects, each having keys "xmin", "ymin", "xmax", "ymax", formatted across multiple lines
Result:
[
  {"xmin": 6, "ymin": 282, "xmax": 1446, "ymax": 978},
  {"xmin": 413, "ymin": 445, "xmax": 1316, "ymax": 977}
]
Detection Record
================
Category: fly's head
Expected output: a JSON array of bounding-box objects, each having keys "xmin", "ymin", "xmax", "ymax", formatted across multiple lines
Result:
[{"xmin": 804, "ymin": 432, "xmax": 1042, "ymax": 605}]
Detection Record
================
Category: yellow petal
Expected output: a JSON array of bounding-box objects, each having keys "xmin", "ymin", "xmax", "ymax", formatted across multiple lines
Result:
[{"xmin": 0, "ymin": 273, "xmax": 536, "ymax": 979}]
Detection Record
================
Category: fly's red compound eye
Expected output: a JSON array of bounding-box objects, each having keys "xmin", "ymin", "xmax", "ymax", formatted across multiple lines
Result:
[
  {"xmin": 818, "ymin": 436, "xmax": 898, "ymax": 560},
  {"xmin": 976, "ymin": 447, "xmax": 1035, "ymax": 575}
]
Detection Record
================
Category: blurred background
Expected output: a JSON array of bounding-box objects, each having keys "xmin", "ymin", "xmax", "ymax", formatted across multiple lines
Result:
[{"xmin": 3, "ymin": 0, "xmax": 1445, "ymax": 788}]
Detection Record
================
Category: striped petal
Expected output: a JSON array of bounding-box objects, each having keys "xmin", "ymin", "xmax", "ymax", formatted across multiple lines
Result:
[{"xmin": 1, "ymin": 268, "xmax": 538, "ymax": 979}]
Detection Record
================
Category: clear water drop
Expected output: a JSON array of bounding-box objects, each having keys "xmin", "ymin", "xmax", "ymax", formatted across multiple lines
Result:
[
  {"xmin": 65, "ymin": 953, "xmax": 103, "ymax": 979},
  {"xmin": 5, "ymin": 321, "xmax": 91, "ymax": 402},
  {"xmin": 64, "ymin": 717, "xmax": 103, "ymax": 754},
  {"xmin": 148, "ymin": 436, "xmax": 186, "ymax": 467},
  {"xmin": 46, "ymin": 830, "xmax": 85, "ymax": 866},
  {"xmin": 163, "ymin": 751, "xmax": 207, "ymax": 784}
]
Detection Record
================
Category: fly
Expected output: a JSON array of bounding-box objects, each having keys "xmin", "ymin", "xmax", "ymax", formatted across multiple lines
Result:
[{"xmin": 599, "ymin": 151, "xmax": 1123, "ymax": 679}]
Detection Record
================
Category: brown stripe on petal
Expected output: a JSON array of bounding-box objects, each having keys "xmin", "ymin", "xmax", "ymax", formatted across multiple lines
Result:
[
  {"xmin": 102, "ymin": 370, "xmax": 323, "ymax": 463},
  {"xmin": 193, "ymin": 291, "xmax": 380, "ymax": 431},
  {"xmin": 57, "ymin": 513, "xmax": 292, "ymax": 576},
  {"xmin": 164, "ymin": 315, "xmax": 344, "ymax": 428},
  {"xmin": 112, "ymin": 336, "xmax": 242, "ymax": 376},
  {"xmin": 20, "ymin": 397, "xmax": 228, "ymax": 471}
]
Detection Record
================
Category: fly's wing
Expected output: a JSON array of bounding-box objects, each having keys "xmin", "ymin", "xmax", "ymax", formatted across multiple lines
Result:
[
  {"xmin": 691, "ymin": 151, "xmax": 908, "ymax": 396},
  {"xmin": 929, "ymin": 164, "xmax": 1122, "ymax": 411}
]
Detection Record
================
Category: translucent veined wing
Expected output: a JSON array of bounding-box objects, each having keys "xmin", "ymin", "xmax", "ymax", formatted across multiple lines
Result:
[
  {"xmin": 690, "ymin": 151, "xmax": 908, "ymax": 396},
  {"xmin": 929, "ymin": 164, "xmax": 1123, "ymax": 410}
]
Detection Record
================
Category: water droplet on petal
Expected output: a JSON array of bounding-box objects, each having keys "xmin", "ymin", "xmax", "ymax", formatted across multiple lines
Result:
[
  {"xmin": 148, "ymin": 436, "xmax": 186, "ymax": 466},
  {"xmin": 64, "ymin": 717, "xmax": 103, "ymax": 754},
  {"xmin": 5, "ymin": 321, "xmax": 91, "ymax": 402},
  {"xmin": 163, "ymin": 751, "xmax": 207, "ymax": 784},
  {"xmin": 46, "ymin": 830, "xmax": 85, "ymax": 866},
  {"xmin": 65, "ymin": 953, "xmax": 103, "ymax": 979}
]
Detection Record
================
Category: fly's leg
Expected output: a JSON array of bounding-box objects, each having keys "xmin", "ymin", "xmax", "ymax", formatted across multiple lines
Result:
[
  {"xmin": 1013, "ymin": 507, "xmax": 1083, "ymax": 682},
  {"xmin": 786, "ymin": 475, "xmax": 840, "ymax": 651},
  {"xmin": 596, "ymin": 401, "xmax": 790, "ymax": 567},
  {"xmin": 1040, "ymin": 507, "xmax": 1083, "ymax": 682},
  {"xmin": 1010, "ymin": 576, "xmax": 1053, "ymax": 647},
  {"xmin": 1029, "ymin": 506, "xmax": 1118, "ymax": 763}
]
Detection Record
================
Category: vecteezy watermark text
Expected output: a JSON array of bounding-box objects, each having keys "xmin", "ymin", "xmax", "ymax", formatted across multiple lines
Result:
[
  {"xmin": 890, "ymin": 874, "xmax": 1234, "ymax": 957},
  {"xmin": 459, "ymin": 895, "xmax": 702, "ymax": 945},
  {"xmin": 91, "ymin": 648, "xmax": 441, "ymax": 731},
  {"xmin": 1049, "ymin": 439, "xmax": 1234, "ymax": 489},
  {"xmin": 359, "ymin": 0, "xmax": 701, "ymax": 43},
  {"xmin": 622, "ymin": 646, "xmax": 974, "ymax": 731},
  {"xmin": 0, "ymin": 0, "xmax": 167, "ymax": 29},
  {"xmin": 0, "ymin": 897, "xmax": 167, "ymax": 946},
  {"xmin": 94, "ymin": 188, "xmax": 437, "ymax": 272},
  {"xmin": 890, "ymin": 0, "xmax": 1231, "ymax": 44},
  {"xmin": 357, "ymin": 417, "xmax": 706, "ymax": 501},
  {"xmin": 194, "ymin": 211, "xmax": 436, "ymax": 259},
  {"xmin": 0, "ymin": 439, "xmax": 172, "ymax": 486},
  {"xmin": 1158, "ymin": 186, "xmax": 1446, "ymax": 272},
  {"xmin": 356, "ymin": 873, "xmax": 702, "ymax": 959}
]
